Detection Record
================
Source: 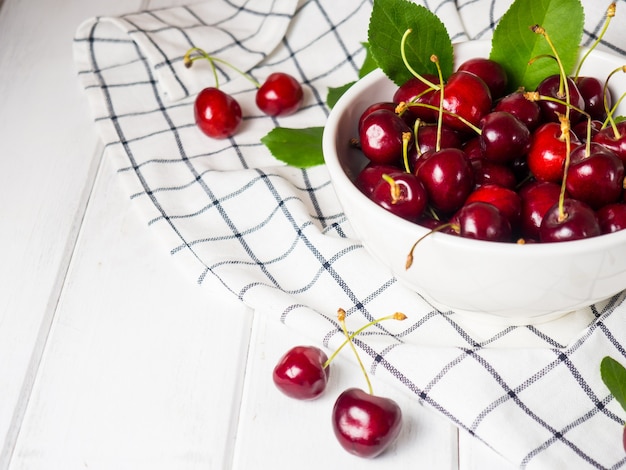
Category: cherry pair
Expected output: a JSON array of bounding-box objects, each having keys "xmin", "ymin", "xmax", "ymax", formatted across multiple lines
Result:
[
  {"xmin": 272, "ymin": 310, "xmax": 406, "ymax": 459},
  {"xmin": 184, "ymin": 47, "xmax": 303, "ymax": 139}
]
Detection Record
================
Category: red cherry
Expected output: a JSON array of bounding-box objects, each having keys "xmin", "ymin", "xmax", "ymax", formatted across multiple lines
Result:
[
  {"xmin": 539, "ymin": 198, "xmax": 601, "ymax": 242},
  {"xmin": 272, "ymin": 346, "xmax": 329, "ymax": 400},
  {"xmin": 597, "ymin": 203, "xmax": 626, "ymax": 234},
  {"xmin": 518, "ymin": 180, "xmax": 564, "ymax": 241},
  {"xmin": 452, "ymin": 201, "xmax": 512, "ymax": 242},
  {"xmin": 592, "ymin": 122, "xmax": 626, "ymax": 164},
  {"xmin": 415, "ymin": 148, "xmax": 474, "ymax": 214},
  {"xmin": 494, "ymin": 91, "xmax": 542, "ymax": 131},
  {"xmin": 256, "ymin": 72, "xmax": 303, "ymax": 116},
  {"xmin": 194, "ymin": 87, "xmax": 242, "ymax": 139},
  {"xmin": 355, "ymin": 163, "xmax": 402, "ymax": 196},
  {"xmin": 393, "ymin": 74, "xmax": 438, "ymax": 123},
  {"xmin": 479, "ymin": 111, "xmax": 531, "ymax": 164},
  {"xmin": 575, "ymin": 76, "xmax": 610, "ymax": 121},
  {"xmin": 332, "ymin": 388, "xmax": 402, "ymax": 458},
  {"xmin": 465, "ymin": 184, "xmax": 522, "ymax": 230},
  {"xmin": 471, "ymin": 158, "xmax": 517, "ymax": 190},
  {"xmin": 370, "ymin": 172, "xmax": 428, "ymax": 221},
  {"xmin": 359, "ymin": 109, "xmax": 413, "ymax": 165},
  {"xmin": 565, "ymin": 143, "xmax": 624, "ymax": 209},
  {"xmin": 457, "ymin": 57, "xmax": 508, "ymax": 99},
  {"xmin": 430, "ymin": 71, "xmax": 492, "ymax": 134},
  {"xmin": 536, "ymin": 74, "xmax": 586, "ymax": 124},
  {"xmin": 527, "ymin": 122, "xmax": 580, "ymax": 183}
]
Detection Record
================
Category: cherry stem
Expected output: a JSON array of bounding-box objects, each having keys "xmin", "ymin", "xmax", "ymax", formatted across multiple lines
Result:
[
  {"xmin": 402, "ymin": 132, "xmax": 412, "ymax": 173},
  {"xmin": 574, "ymin": 2, "xmax": 616, "ymax": 79},
  {"xmin": 602, "ymin": 65, "xmax": 626, "ymax": 138},
  {"xmin": 323, "ymin": 311, "xmax": 407, "ymax": 370},
  {"xmin": 183, "ymin": 47, "xmax": 261, "ymax": 89},
  {"xmin": 403, "ymin": 102, "xmax": 481, "ymax": 134},
  {"xmin": 405, "ymin": 222, "xmax": 455, "ymax": 269},
  {"xmin": 382, "ymin": 173, "xmax": 401, "ymax": 203},
  {"xmin": 557, "ymin": 113, "xmax": 572, "ymax": 221},
  {"xmin": 431, "ymin": 54, "xmax": 445, "ymax": 152},
  {"xmin": 531, "ymin": 25, "xmax": 571, "ymax": 122},
  {"xmin": 400, "ymin": 29, "xmax": 440, "ymax": 91},
  {"xmin": 338, "ymin": 308, "xmax": 373, "ymax": 395}
]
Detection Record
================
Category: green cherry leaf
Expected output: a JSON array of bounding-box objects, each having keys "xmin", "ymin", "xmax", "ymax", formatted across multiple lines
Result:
[
  {"xmin": 260, "ymin": 127, "xmax": 325, "ymax": 168},
  {"xmin": 490, "ymin": 0, "xmax": 584, "ymax": 92},
  {"xmin": 368, "ymin": 0, "xmax": 453, "ymax": 86},
  {"xmin": 601, "ymin": 356, "xmax": 626, "ymax": 414}
]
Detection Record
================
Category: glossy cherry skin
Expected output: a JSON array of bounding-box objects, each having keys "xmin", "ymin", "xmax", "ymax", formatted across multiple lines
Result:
[
  {"xmin": 332, "ymin": 388, "xmax": 402, "ymax": 458},
  {"xmin": 539, "ymin": 198, "xmax": 601, "ymax": 242},
  {"xmin": 518, "ymin": 180, "xmax": 564, "ymax": 240},
  {"xmin": 355, "ymin": 163, "xmax": 402, "ymax": 196},
  {"xmin": 457, "ymin": 57, "xmax": 508, "ymax": 99},
  {"xmin": 527, "ymin": 122, "xmax": 580, "ymax": 183},
  {"xmin": 536, "ymin": 74, "xmax": 585, "ymax": 124},
  {"xmin": 256, "ymin": 72, "xmax": 303, "ymax": 116},
  {"xmin": 465, "ymin": 184, "xmax": 521, "ymax": 230},
  {"xmin": 415, "ymin": 148, "xmax": 474, "ymax": 214},
  {"xmin": 393, "ymin": 74, "xmax": 438, "ymax": 123},
  {"xmin": 272, "ymin": 346, "xmax": 329, "ymax": 400},
  {"xmin": 494, "ymin": 91, "xmax": 542, "ymax": 131},
  {"xmin": 358, "ymin": 102, "xmax": 399, "ymax": 132},
  {"xmin": 359, "ymin": 109, "xmax": 412, "ymax": 165},
  {"xmin": 430, "ymin": 71, "xmax": 492, "ymax": 134},
  {"xmin": 592, "ymin": 122, "xmax": 626, "ymax": 164},
  {"xmin": 194, "ymin": 87, "xmax": 242, "ymax": 139},
  {"xmin": 565, "ymin": 143, "xmax": 624, "ymax": 209},
  {"xmin": 471, "ymin": 158, "xmax": 517, "ymax": 190},
  {"xmin": 452, "ymin": 201, "xmax": 512, "ymax": 242},
  {"xmin": 479, "ymin": 111, "xmax": 531, "ymax": 164},
  {"xmin": 370, "ymin": 172, "xmax": 428, "ymax": 221},
  {"xmin": 575, "ymin": 76, "xmax": 610, "ymax": 121},
  {"xmin": 597, "ymin": 203, "xmax": 626, "ymax": 234}
]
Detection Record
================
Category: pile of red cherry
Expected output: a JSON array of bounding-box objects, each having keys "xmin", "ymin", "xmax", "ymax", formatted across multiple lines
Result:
[{"xmin": 354, "ymin": 55, "xmax": 626, "ymax": 243}]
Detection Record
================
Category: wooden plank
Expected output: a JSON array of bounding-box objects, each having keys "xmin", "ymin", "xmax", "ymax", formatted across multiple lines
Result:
[
  {"xmin": 0, "ymin": 0, "xmax": 149, "ymax": 465},
  {"xmin": 9, "ymin": 152, "xmax": 254, "ymax": 469}
]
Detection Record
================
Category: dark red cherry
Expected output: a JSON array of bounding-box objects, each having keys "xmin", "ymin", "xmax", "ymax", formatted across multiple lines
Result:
[
  {"xmin": 575, "ymin": 76, "xmax": 610, "ymax": 121},
  {"xmin": 471, "ymin": 159, "xmax": 517, "ymax": 190},
  {"xmin": 256, "ymin": 72, "xmax": 303, "ymax": 116},
  {"xmin": 597, "ymin": 203, "xmax": 626, "ymax": 234},
  {"xmin": 479, "ymin": 111, "xmax": 531, "ymax": 164},
  {"xmin": 358, "ymin": 102, "xmax": 400, "ymax": 133},
  {"xmin": 355, "ymin": 163, "xmax": 403, "ymax": 196},
  {"xmin": 566, "ymin": 143, "xmax": 624, "ymax": 209},
  {"xmin": 457, "ymin": 57, "xmax": 508, "ymax": 99},
  {"xmin": 194, "ymin": 87, "xmax": 242, "ymax": 139},
  {"xmin": 592, "ymin": 122, "xmax": 626, "ymax": 164},
  {"xmin": 393, "ymin": 74, "xmax": 439, "ymax": 123},
  {"xmin": 465, "ymin": 184, "xmax": 521, "ymax": 230},
  {"xmin": 430, "ymin": 71, "xmax": 492, "ymax": 134},
  {"xmin": 272, "ymin": 346, "xmax": 329, "ymax": 400},
  {"xmin": 359, "ymin": 109, "xmax": 412, "ymax": 166},
  {"xmin": 452, "ymin": 201, "xmax": 512, "ymax": 242},
  {"xmin": 535, "ymin": 75, "xmax": 585, "ymax": 124},
  {"xmin": 407, "ymin": 124, "xmax": 462, "ymax": 171},
  {"xmin": 494, "ymin": 91, "xmax": 542, "ymax": 131},
  {"xmin": 539, "ymin": 198, "xmax": 601, "ymax": 242},
  {"xmin": 415, "ymin": 148, "xmax": 474, "ymax": 214},
  {"xmin": 332, "ymin": 388, "xmax": 402, "ymax": 458},
  {"xmin": 519, "ymin": 180, "xmax": 564, "ymax": 240},
  {"xmin": 572, "ymin": 119, "xmax": 603, "ymax": 143},
  {"xmin": 370, "ymin": 172, "xmax": 428, "ymax": 221}
]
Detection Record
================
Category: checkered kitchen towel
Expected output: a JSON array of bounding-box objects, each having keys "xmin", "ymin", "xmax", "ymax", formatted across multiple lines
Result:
[{"xmin": 74, "ymin": 0, "xmax": 626, "ymax": 467}]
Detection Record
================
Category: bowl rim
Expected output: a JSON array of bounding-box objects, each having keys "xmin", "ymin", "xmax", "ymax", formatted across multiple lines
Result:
[{"xmin": 322, "ymin": 40, "xmax": 626, "ymax": 256}]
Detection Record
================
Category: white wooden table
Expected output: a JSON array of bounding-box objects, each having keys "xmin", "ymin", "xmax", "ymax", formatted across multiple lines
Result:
[{"xmin": 0, "ymin": 0, "xmax": 517, "ymax": 468}]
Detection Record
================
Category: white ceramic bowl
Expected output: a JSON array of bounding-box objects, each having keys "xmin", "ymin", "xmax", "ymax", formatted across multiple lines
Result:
[{"xmin": 323, "ymin": 40, "xmax": 626, "ymax": 325}]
